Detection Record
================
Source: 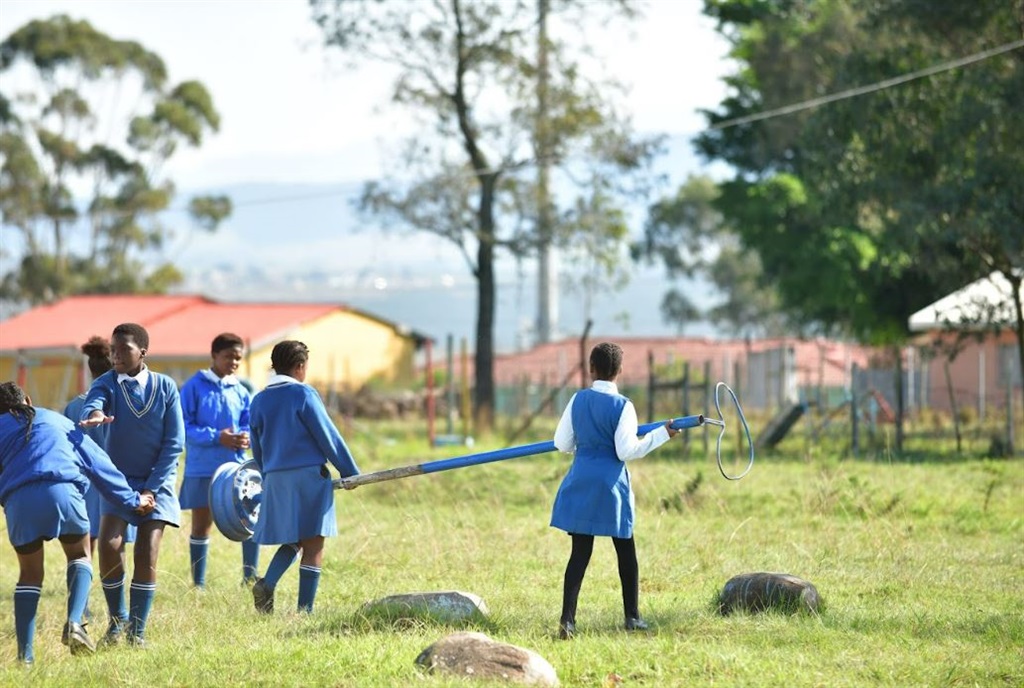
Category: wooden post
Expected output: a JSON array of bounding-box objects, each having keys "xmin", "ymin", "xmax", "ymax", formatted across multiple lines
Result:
[
  {"xmin": 446, "ymin": 334, "xmax": 455, "ymax": 436},
  {"xmin": 682, "ymin": 361, "xmax": 691, "ymax": 458},
  {"xmin": 851, "ymin": 363, "xmax": 859, "ymax": 458},
  {"xmin": 461, "ymin": 337, "xmax": 471, "ymax": 439},
  {"xmin": 647, "ymin": 350, "xmax": 655, "ymax": 423},
  {"xmin": 703, "ymin": 360, "xmax": 712, "ymax": 456},
  {"xmin": 426, "ymin": 338, "xmax": 435, "ymax": 447}
]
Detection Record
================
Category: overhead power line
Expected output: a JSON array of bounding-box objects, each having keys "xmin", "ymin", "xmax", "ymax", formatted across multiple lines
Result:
[{"xmin": 709, "ymin": 38, "xmax": 1024, "ymax": 131}]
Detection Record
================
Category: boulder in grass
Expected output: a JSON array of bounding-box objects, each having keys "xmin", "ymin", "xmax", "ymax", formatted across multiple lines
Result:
[
  {"xmin": 416, "ymin": 631, "xmax": 559, "ymax": 687},
  {"xmin": 718, "ymin": 572, "xmax": 821, "ymax": 615},
  {"xmin": 361, "ymin": 591, "xmax": 489, "ymax": 623}
]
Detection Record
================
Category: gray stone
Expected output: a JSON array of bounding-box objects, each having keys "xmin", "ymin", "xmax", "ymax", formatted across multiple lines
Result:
[
  {"xmin": 718, "ymin": 572, "xmax": 822, "ymax": 615},
  {"xmin": 416, "ymin": 631, "xmax": 559, "ymax": 686},
  {"xmin": 362, "ymin": 591, "xmax": 489, "ymax": 622}
]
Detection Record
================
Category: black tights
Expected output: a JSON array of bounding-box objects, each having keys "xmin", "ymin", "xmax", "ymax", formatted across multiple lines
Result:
[{"xmin": 559, "ymin": 533, "xmax": 639, "ymax": 624}]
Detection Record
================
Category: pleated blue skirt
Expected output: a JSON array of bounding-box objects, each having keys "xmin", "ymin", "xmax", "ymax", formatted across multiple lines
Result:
[
  {"xmin": 101, "ymin": 475, "xmax": 180, "ymax": 528},
  {"xmin": 178, "ymin": 476, "xmax": 212, "ymax": 510},
  {"xmin": 253, "ymin": 465, "xmax": 337, "ymax": 545},
  {"xmin": 5, "ymin": 481, "xmax": 89, "ymax": 547}
]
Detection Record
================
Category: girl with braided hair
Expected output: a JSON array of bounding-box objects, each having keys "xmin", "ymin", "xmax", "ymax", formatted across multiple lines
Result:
[
  {"xmin": 0, "ymin": 382, "xmax": 152, "ymax": 663},
  {"xmin": 247, "ymin": 340, "xmax": 360, "ymax": 615},
  {"xmin": 63, "ymin": 336, "xmax": 137, "ymax": 556}
]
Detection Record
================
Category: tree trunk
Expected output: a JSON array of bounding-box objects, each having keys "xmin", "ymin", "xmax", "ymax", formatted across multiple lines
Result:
[{"xmin": 473, "ymin": 174, "xmax": 497, "ymax": 432}]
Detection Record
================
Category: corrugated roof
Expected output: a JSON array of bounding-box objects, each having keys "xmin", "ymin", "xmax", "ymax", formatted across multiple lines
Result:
[
  {"xmin": 146, "ymin": 302, "xmax": 339, "ymax": 356},
  {"xmin": 0, "ymin": 295, "xmax": 408, "ymax": 357},
  {"xmin": 490, "ymin": 335, "xmax": 878, "ymax": 387},
  {"xmin": 0, "ymin": 295, "xmax": 206, "ymax": 352},
  {"xmin": 908, "ymin": 270, "xmax": 1022, "ymax": 331}
]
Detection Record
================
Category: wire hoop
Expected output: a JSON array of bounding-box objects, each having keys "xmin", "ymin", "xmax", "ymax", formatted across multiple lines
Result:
[{"xmin": 710, "ymin": 382, "xmax": 755, "ymax": 480}]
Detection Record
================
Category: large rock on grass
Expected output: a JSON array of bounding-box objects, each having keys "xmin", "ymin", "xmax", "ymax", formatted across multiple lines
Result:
[
  {"xmin": 362, "ymin": 591, "xmax": 489, "ymax": 622},
  {"xmin": 416, "ymin": 631, "xmax": 559, "ymax": 686},
  {"xmin": 718, "ymin": 572, "xmax": 821, "ymax": 615}
]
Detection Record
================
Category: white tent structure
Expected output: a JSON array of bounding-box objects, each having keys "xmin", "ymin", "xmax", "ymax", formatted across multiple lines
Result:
[{"xmin": 909, "ymin": 271, "xmax": 1022, "ymax": 332}]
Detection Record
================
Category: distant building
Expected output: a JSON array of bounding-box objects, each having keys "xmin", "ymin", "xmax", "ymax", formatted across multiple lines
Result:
[
  {"xmin": 908, "ymin": 271, "xmax": 1023, "ymax": 416},
  {"xmin": 487, "ymin": 335, "xmax": 881, "ymax": 412},
  {"xmin": 0, "ymin": 294, "xmax": 429, "ymax": 409}
]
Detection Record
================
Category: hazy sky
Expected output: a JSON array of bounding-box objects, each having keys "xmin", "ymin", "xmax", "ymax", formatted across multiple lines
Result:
[{"xmin": 0, "ymin": 0, "xmax": 733, "ymax": 189}]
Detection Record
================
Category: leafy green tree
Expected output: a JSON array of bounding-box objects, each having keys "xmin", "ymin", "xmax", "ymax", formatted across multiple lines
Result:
[
  {"xmin": 0, "ymin": 15, "xmax": 231, "ymax": 306},
  {"xmin": 696, "ymin": 0, "xmax": 1024, "ymax": 441},
  {"xmin": 310, "ymin": 0, "xmax": 657, "ymax": 430},
  {"xmin": 635, "ymin": 174, "xmax": 787, "ymax": 337}
]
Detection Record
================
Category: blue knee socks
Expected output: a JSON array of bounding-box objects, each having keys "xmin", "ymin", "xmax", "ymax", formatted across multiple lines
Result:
[
  {"xmin": 262, "ymin": 544, "xmax": 299, "ymax": 589},
  {"xmin": 102, "ymin": 574, "xmax": 128, "ymax": 625},
  {"xmin": 14, "ymin": 585, "xmax": 41, "ymax": 662},
  {"xmin": 128, "ymin": 581, "xmax": 156, "ymax": 641},
  {"xmin": 242, "ymin": 538, "xmax": 260, "ymax": 583},
  {"xmin": 297, "ymin": 565, "xmax": 321, "ymax": 612},
  {"xmin": 66, "ymin": 559, "xmax": 93, "ymax": 624},
  {"xmin": 189, "ymin": 536, "xmax": 210, "ymax": 588}
]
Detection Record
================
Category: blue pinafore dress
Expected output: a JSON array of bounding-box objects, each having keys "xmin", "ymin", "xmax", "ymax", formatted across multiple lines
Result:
[{"xmin": 550, "ymin": 389, "xmax": 635, "ymax": 538}]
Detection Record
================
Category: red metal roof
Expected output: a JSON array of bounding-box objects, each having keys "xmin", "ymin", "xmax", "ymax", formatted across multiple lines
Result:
[
  {"xmin": 489, "ymin": 335, "xmax": 879, "ymax": 388},
  {"xmin": 0, "ymin": 295, "xmax": 338, "ymax": 357},
  {"xmin": 0, "ymin": 295, "xmax": 206, "ymax": 352},
  {"xmin": 148, "ymin": 302, "xmax": 338, "ymax": 356}
]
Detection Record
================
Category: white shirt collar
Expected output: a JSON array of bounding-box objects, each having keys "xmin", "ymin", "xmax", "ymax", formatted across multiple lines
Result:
[
  {"xmin": 117, "ymin": 366, "xmax": 150, "ymax": 391},
  {"xmin": 591, "ymin": 379, "xmax": 619, "ymax": 395},
  {"xmin": 265, "ymin": 374, "xmax": 302, "ymax": 388},
  {"xmin": 200, "ymin": 368, "xmax": 238, "ymax": 386}
]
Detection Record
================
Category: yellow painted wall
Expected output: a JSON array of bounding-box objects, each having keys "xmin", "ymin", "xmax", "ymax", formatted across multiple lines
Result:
[
  {"xmin": 242, "ymin": 310, "xmax": 418, "ymax": 392},
  {"xmin": 0, "ymin": 353, "xmax": 203, "ymax": 411},
  {"xmin": 0, "ymin": 310, "xmax": 420, "ymax": 409}
]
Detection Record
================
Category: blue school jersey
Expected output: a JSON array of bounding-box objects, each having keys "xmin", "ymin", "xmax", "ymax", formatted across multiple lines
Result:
[
  {"xmin": 64, "ymin": 394, "xmax": 110, "ymax": 448},
  {"xmin": 81, "ymin": 368, "xmax": 184, "ymax": 492},
  {"xmin": 550, "ymin": 388, "xmax": 634, "ymax": 538},
  {"xmin": 0, "ymin": 407, "xmax": 140, "ymax": 511},
  {"xmin": 249, "ymin": 379, "xmax": 359, "ymax": 478},
  {"xmin": 180, "ymin": 369, "xmax": 251, "ymax": 478}
]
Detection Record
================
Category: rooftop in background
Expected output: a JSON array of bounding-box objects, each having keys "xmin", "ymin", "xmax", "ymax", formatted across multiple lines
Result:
[
  {"xmin": 0, "ymin": 294, "xmax": 427, "ymax": 357},
  {"xmin": 909, "ymin": 271, "xmax": 1023, "ymax": 331}
]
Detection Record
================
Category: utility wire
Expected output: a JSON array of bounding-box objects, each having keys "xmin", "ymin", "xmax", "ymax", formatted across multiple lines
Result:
[
  {"xmin": 207, "ymin": 37, "xmax": 1024, "ymax": 210},
  {"xmin": 10, "ymin": 38, "xmax": 1022, "ymax": 221},
  {"xmin": 708, "ymin": 38, "xmax": 1024, "ymax": 130}
]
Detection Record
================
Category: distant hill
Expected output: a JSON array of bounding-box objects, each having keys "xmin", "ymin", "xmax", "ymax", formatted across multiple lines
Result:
[
  {"xmin": 171, "ymin": 181, "xmax": 720, "ymax": 353},
  {"xmin": 3, "ymin": 134, "xmax": 727, "ymax": 351}
]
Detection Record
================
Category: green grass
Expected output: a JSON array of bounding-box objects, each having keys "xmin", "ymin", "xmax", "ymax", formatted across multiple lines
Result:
[{"xmin": 1, "ymin": 421, "xmax": 1021, "ymax": 686}]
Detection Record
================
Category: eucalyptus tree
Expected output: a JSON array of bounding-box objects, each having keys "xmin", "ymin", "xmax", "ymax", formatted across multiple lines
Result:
[
  {"xmin": 310, "ymin": 0, "xmax": 658, "ymax": 430},
  {"xmin": 0, "ymin": 15, "xmax": 231, "ymax": 305}
]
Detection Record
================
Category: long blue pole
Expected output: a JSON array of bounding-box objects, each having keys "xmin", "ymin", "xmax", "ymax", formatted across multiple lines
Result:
[{"xmin": 334, "ymin": 415, "xmax": 705, "ymax": 489}]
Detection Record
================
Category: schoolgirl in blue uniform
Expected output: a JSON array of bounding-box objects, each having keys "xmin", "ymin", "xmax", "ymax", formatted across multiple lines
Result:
[
  {"xmin": 62, "ymin": 336, "xmax": 137, "ymax": 553},
  {"xmin": 80, "ymin": 323, "xmax": 185, "ymax": 646},
  {"xmin": 0, "ymin": 382, "xmax": 152, "ymax": 663},
  {"xmin": 247, "ymin": 340, "xmax": 360, "ymax": 614},
  {"xmin": 179, "ymin": 332, "xmax": 258, "ymax": 587},
  {"xmin": 550, "ymin": 342, "xmax": 679, "ymax": 639}
]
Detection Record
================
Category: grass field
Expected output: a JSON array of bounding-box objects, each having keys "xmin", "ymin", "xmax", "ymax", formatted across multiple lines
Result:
[{"xmin": 0, "ymin": 420, "xmax": 1021, "ymax": 687}]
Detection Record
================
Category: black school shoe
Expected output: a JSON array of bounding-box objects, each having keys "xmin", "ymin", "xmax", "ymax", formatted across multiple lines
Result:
[
  {"xmin": 624, "ymin": 617, "xmax": 649, "ymax": 631},
  {"xmin": 252, "ymin": 578, "xmax": 274, "ymax": 614},
  {"xmin": 101, "ymin": 617, "xmax": 128, "ymax": 646},
  {"xmin": 62, "ymin": 621, "xmax": 97, "ymax": 655}
]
